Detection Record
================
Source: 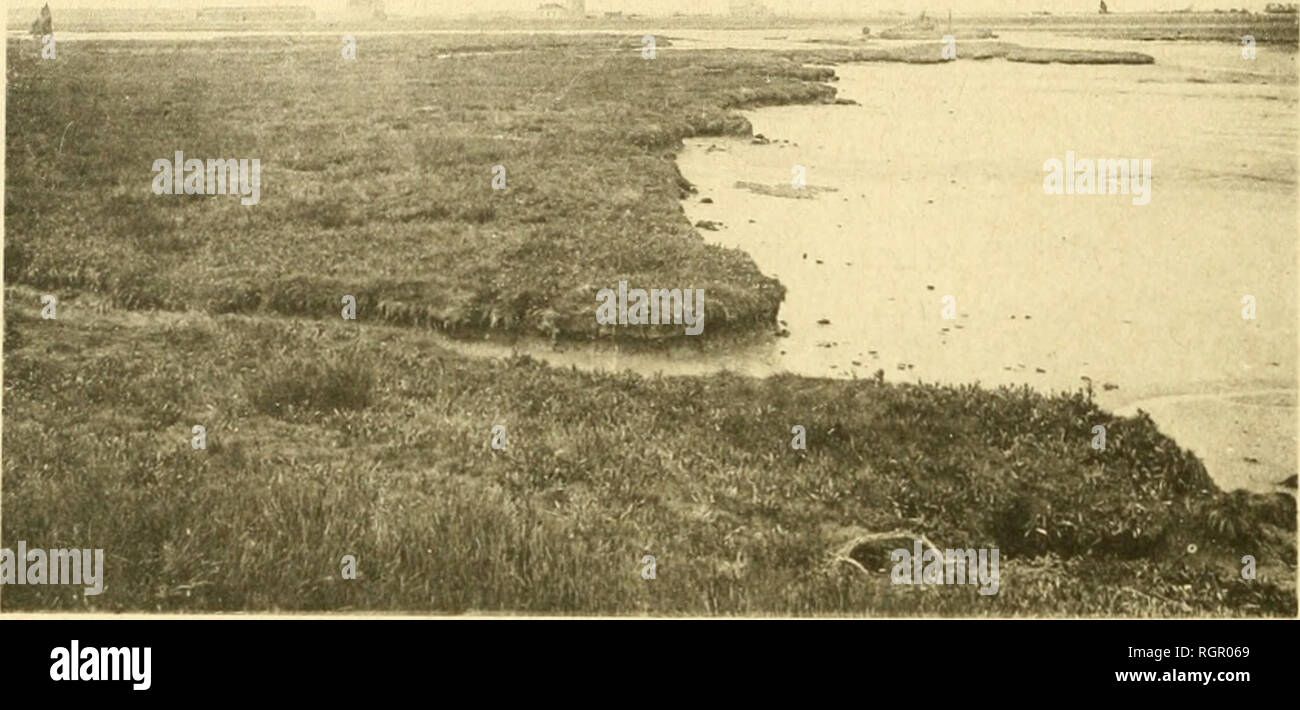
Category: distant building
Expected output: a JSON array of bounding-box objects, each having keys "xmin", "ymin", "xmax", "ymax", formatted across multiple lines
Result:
[
  {"xmin": 539, "ymin": 1, "xmax": 583, "ymax": 19},
  {"xmin": 730, "ymin": 1, "xmax": 772, "ymax": 18},
  {"xmin": 386, "ymin": 0, "xmax": 434, "ymax": 14},
  {"xmin": 316, "ymin": 0, "xmax": 386, "ymax": 20},
  {"xmin": 345, "ymin": 0, "xmax": 386, "ymax": 19}
]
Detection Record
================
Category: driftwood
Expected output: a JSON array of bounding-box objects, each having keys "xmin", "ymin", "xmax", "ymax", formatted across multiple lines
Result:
[{"xmin": 831, "ymin": 529, "xmax": 943, "ymax": 579}]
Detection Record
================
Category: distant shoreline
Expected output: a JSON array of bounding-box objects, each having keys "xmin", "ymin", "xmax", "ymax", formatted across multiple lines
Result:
[{"xmin": 6, "ymin": 9, "xmax": 1299, "ymax": 45}]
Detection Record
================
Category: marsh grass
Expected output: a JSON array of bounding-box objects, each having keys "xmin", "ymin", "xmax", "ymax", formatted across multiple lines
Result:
[
  {"xmin": 3, "ymin": 34, "xmax": 1293, "ymax": 616},
  {"xmin": 2, "ymin": 291, "xmax": 1293, "ymax": 615},
  {"xmin": 4, "ymin": 35, "xmax": 834, "ymax": 341},
  {"xmin": 247, "ymin": 354, "xmax": 375, "ymax": 420}
]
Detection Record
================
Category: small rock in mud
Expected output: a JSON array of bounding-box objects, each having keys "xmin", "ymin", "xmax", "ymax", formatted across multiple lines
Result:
[
  {"xmin": 817, "ymin": 318, "xmax": 831, "ymax": 325},
  {"xmin": 1035, "ymin": 368, "xmax": 1047, "ymax": 374},
  {"xmin": 694, "ymin": 220, "xmax": 722, "ymax": 231},
  {"xmin": 1102, "ymin": 383, "xmax": 1119, "ymax": 391},
  {"xmin": 700, "ymin": 197, "xmax": 713, "ymax": 204}
]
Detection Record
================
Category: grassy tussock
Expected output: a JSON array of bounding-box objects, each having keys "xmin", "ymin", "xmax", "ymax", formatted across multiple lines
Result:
[{"xmin": 247, "ymin": 355, "xmax": 375, "ymax": 419}]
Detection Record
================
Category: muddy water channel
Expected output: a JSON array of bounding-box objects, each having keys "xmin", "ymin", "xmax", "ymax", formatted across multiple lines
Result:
[{"xmin": 674, "ymin": 34, "xmax": 1297, "ymax": 493}]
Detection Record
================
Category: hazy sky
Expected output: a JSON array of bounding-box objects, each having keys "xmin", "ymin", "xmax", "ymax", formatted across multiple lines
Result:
[{"xmin": 26, "ymin": 1, "xmax": 1275, "ymax": 15}]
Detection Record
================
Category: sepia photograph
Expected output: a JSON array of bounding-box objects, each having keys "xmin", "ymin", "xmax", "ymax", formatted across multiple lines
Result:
[{"xmin": 2, "ymin": 0, "xmax": 1296, "ymax": 646}]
